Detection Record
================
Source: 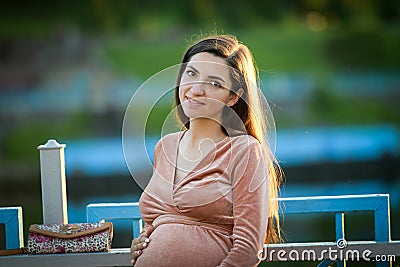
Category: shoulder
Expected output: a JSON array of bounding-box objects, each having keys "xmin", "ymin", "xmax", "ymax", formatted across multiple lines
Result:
[
  {"xmin": 230, "ymin": 134, "xmax": 262, "ymax": 151},
  {"xmin": 229, "ymin": 135, "xmax": 268, "ymax": 189},
  {"xmin": 154, "ymin": 131, "xmax": 184, "ymax": 152},
  {"xmin": 229, "ymin": 134, "xmax": 266, "ymax": 163}
]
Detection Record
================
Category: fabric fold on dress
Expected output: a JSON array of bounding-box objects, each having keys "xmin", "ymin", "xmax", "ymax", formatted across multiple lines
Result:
[{"xmin": 153, "ymin": 214, "xmax": 233, "ymax": 236}]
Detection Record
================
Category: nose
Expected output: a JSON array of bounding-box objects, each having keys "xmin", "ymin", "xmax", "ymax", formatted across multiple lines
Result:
[{"xmin": 190, "ymin": 82, "xmax": 205, "ymax": 95}]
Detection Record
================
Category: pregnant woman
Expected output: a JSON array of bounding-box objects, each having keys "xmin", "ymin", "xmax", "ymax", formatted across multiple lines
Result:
[{"xmin": 130, "ymin": 35, "xmax": 282, "ymax": 267}]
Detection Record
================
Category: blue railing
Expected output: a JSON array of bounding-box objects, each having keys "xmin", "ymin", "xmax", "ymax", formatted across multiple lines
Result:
[
  {"xmin": 86, "ymin": 202, "xmax": 143, "ymax": 238},
  {"xmin": 0, "ymin": 207, "xmax": 24, "ymax": 249},
  {"xmin": 1, "ymin": 194, "xmax": 398, "ymax": 266},
  {"xmin": 85, "ymin": 194, "xmax": 393, "ymax": 266},
  {"xmin": 278, "ymin": 194, "xmax": 390, "ymax": 267}
]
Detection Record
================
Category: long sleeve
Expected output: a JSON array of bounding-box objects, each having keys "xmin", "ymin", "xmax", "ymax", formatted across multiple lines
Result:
[{"xmin": 218, "ymin": 141, "xmax": 269, "ymax": 267}]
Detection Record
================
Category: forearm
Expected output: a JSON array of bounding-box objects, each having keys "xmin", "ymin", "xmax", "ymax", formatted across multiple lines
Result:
[
  {"xmin": 219, "ymin": 141, "xmax": 269, "ymax": 267},
  {"xmin": 218, "ymin": 197, "xmax": 267, "ymax": 267}
]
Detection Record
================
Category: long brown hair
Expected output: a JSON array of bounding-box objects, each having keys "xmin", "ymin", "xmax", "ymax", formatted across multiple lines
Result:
[{"xmin": 174, "ymin": 35, "xmax": 282, "ymax": 243}]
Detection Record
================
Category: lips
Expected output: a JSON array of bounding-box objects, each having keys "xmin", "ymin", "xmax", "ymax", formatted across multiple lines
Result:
[{"xmin": 186, "ymin": 96, "xmax": 205, "ymax": 105}]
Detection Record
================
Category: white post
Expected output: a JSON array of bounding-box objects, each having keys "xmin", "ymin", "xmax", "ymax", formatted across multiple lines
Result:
[{"xmin": 37, "ymin": 139, "xmax": 68, "ymax": 224}]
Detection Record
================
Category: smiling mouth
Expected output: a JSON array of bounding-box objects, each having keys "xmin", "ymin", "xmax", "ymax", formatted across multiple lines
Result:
[{"xmin": 186, "ymin": 96, "xmax": 205, "ymax": 105}]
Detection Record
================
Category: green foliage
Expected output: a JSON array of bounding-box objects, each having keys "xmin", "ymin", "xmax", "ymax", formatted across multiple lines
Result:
[
  {"xmin": 145, "ymin": 104, "xmax": 176, "ymax": 136},
  {"xmin": 2, "ymin": 112, "xmax": 93, "ymax": 162},
  {"xmin": 1, "ymin": 1, "xmax": 399, "ymax": 36},
  {"xmin": 308, "ymin": 88, "xmax": 400, "ymax": 126},
  {"xmin": 103, "ymin": 24, "xmax": 336, "ymax": 79},
  {"xmin": 238, "ymin": 26, "xmax": 332, "ymax": 73},
  {"xmin": 104, "ymin": 40, "xmax": 183, "ymax": 77},
  {"xmin": 324, "ymin": 28, "xmax": 400, "ymax": 69}
]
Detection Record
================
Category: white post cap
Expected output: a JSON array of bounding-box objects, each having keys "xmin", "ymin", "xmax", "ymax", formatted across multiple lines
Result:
[{"xmin": 38, "ymin": 139, "xmax": 66, "ymax": 150}]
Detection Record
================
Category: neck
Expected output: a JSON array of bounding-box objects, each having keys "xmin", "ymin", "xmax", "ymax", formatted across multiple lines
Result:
[{"xmin": 187, "ymin": 118, "xmax": 226, "ymax": 144}]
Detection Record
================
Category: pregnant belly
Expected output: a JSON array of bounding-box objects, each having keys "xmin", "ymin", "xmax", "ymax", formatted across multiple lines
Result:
[{"xmin": 135, "ymin": 223, "xmax": 231, "ymax": 267}]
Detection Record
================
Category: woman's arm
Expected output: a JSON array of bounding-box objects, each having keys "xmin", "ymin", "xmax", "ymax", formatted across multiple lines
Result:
[{"xmin": 218, "ymin": 141, "xmax": 269, "ymax": 267}]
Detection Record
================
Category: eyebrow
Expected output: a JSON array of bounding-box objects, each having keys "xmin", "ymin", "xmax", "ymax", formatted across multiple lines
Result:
[{"xmin": 187, "ymin": 65, "xmax": 226, "ymax": 84}]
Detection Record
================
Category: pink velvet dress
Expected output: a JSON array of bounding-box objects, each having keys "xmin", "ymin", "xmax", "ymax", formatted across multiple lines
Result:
[{"xmin": 136, "ymin": 131, "xmax": 269, "ymax": 267}]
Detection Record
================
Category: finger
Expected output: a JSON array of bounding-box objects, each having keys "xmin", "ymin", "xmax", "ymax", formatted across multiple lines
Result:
[
  {"xmin": 130, "ymin": 245, "xmax": 137, "ymax": 259},
  {"xmin": 130, "ymin": 237, "xmax": 150, "ymax": 260},
  {"xmin": 135, "ymin": 242, "xmax": 147, "ymax": 250},
  {"xmin": 131, "ymin": 250, "xmax": 139, "ymax": 261},
  {"xmin": 133, "ymin": 240, "xmax": 150, "ymax": 251},
  {"xmin": 131, "ymin": 239, "xmax": 139, "ymax": 247},
  {"xmin": 130, "ymin": 249, "xmax": 142, "ymax": 260},
  {"xmin": 131, "ymin": 238, "xmax": 149, "ymax": 250},
  {"xmin": 139, "ymin": 236, "xmax": 150, "ymax": 242},
  {"xmin": 140, "ymin": 225, "xmax": 154, "ymax": 238},
  {"xmin": 131, "ymin": 235, "xmax": 149, "ymax": 246}
]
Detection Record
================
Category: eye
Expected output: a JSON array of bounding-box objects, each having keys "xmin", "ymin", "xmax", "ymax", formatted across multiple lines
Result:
[
  {"xmin": 210, "ymin": 81, "xmax": 222, "ymax": 88},
  {"xmin": 186, "ymin": 70, "xmax": 196, "ymax": 77}
]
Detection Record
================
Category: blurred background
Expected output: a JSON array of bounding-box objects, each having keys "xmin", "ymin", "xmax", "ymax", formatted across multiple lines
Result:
[{"xmin": 0, "ymin": 1, "xmax": 399, "ymax": 265}]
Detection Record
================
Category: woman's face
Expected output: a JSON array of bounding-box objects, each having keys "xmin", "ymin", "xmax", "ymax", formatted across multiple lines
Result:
[{"xmin": 179, "ymin": 52, "xmax": 236, "ymax": 122}]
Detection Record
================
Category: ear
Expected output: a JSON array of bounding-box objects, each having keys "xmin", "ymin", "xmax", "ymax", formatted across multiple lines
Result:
[{"xmin": 227, "ymin": 88, "xmax": 244, "ymax": 107}]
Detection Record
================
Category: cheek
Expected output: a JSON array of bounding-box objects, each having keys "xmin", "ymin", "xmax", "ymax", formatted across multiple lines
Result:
[
  {"xmin": 215, "ymin": 91, "xmax": 232, "ymax": 104},
  {"xmin": 178, "ymin": 86, "xmax": 187, "ymax": 100}
]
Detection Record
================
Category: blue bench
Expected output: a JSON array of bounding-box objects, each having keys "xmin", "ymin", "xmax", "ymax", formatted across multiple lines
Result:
[
  {"xmin": 278, "ymin": 194, "xmax": 390, "ymax": 267},
  {"xmin": 0, "ymin": 207, "xmax": 24, "ymax": 249},
  {"xmin": 2, "ymin": 194, "xmax": 398, "ymax": 266},
  {"xmin": 85, "ymin": 194, "xmax": 394, "ymax": 266},
  {"xmin": 86, "ymin": 202, "xmax": 143, "ymax": 238}
]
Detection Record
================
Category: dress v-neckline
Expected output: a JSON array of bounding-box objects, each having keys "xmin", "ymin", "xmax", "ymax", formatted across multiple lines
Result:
[{"xmin": 172, "ymin": 130, "xmax": 229, "ymax": 191}]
